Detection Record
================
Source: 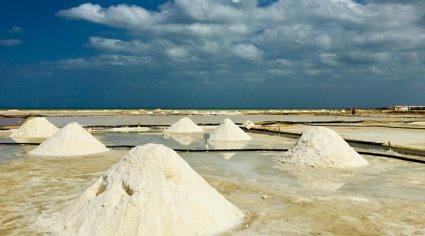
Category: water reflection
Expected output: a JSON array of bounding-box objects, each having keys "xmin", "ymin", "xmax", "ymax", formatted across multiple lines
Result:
[
  {"xmin": 209, "ymin": 141, "xmax": 248, "ymax": 160},
  {"xmin": 291, "ymin": 172, "xmax": 345, "ymax": 191},
  {"xmin": 170, "ymin": 134, "xmax": 194, "ymax": 146}
]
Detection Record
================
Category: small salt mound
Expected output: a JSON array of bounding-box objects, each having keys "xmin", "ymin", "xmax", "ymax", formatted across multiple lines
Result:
[
  {"xmin": 243, "ymin": 120, "xmax": 256, "ymax": 129},
  {"xmin": 29, "ymin": 122, "xmax": 108, "ymax": 156},
  {"xmin": 165, "ymin": 117, "xmax": 204, "ymax": 133},
  {"xmin": 276, "ymin": 127, "xmax": 368, "ymax": 168},
  {"xmin": 10, "ymin": 117, "xmax": 59, "ymax": 139},
  {"xmin": 209, "ymin": 118, "xmax": 252, "ymax": 141},
  {"xmin": 48, "ymin": 144, "xmax": 245, "ymax": 236}
]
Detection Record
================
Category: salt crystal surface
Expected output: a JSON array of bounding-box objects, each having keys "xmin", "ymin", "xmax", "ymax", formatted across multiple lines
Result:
[
  {"xmin": 47, "ymin": 144, "xmax": 245, "ymax": 236},
  {"xmin": 209, "ymin": 118, "xmax": 252, "ymax": 141},
  {"xmin": 29, "ymin": 122, "xmax": 108, "ymax": 156},
  {"xmin": 165, "ymin": 117, "xmax": 204, "ymax": 133},
  {"xmin": 10, "ymin": 117, "xmax": 58, "ymax": 139},
  {"xmin": 276, "ymin": 127, "xmax": 368, "ymax": 168}
]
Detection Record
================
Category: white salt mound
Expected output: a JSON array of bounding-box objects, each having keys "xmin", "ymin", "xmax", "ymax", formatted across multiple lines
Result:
[
  {"xmin": 276, "ymin": 127, "xmax": 368, "ymax": 168},
  {"xmin": 10, "ymin": 117, "xmax": 59, "ymax": 139},
  {"xmin": 243, "ymin": 120, "xmax": 256, "ymax": 129},
  {"xmin": 29, "ymin": 122, "xmax": 108, "ymax": 156},
  {"xmin": 209, "ymin": 118, "xmax": 252, "ymax": 141},
  {"xmin": 47, "ymin": 144, "xmax": 245, "ymax": 236},
  {"xmin": 165, "ymin": 117, "xmax": 204, "ymax": 133}
]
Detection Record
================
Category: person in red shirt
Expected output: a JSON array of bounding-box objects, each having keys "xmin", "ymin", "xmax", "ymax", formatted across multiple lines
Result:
[{"xmin": 352, "ymin": 108, "xmax": 356, "ymax": 116}]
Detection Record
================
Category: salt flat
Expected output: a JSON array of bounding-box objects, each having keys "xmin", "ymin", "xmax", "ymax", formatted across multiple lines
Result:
[{"xmin": 1, "ymin": 112, "xmax": 425, "ymax": 235}]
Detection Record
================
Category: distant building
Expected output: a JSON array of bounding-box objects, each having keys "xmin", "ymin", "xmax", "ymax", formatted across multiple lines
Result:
[
  {"xmin": 394, "ymin": 106, "xmax": 408, "ymax": 111},
  {"xmin": 382, "ymin": 105, "xmax": 425, "ymax": 111}
]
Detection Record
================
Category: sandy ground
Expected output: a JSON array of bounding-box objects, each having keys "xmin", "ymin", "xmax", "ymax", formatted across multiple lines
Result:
[{"xmin": 1, "ymin": 113, "xmax": 425, "ymax": 235}]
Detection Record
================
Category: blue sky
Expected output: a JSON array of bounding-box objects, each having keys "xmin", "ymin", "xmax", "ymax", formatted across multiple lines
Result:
[{"xmin": 1, "ymin": 0, "xmax": 424, "ymax": 109}]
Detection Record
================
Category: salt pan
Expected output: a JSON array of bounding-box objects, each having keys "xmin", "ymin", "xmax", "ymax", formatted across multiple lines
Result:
[
  {"xmin": 276, "ymin": 127, "xmax": 368, "ymax": 168},
  {"xmin": 47, "ymin": 144, "xmax": 245, "ymax": 236},
  {"xmin": 29, "ymin": 122, "xmax": 108, "ymax": 156},
  {"xmin": 209, "ymin": 118, "xmax": 252, "ymax": 141}
]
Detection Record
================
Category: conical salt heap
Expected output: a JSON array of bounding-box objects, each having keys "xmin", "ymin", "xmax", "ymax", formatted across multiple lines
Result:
[
  {"xmin": 209, "ymin": 118, "xmax": 252, "ymax": 141},
  {"xmin": 48, "ymin": 144, "xmax": 245, "ymax": 236},
  {"xmin": 165, "ymin": 117, "xmax": 204, "ymax": 133},
  {"xmin": 276, "ymin": 127, "xmax": 368, "ymax": 168},
  {"xmin": 243, "ymin": 120, "xmax": 256, "ymax": 130},
  {"xmin": 29, "ymin": 122, "xmax": 108, "ymax": 156},
  {"xmin": 10, "ymin": 117, "xmax": 59, "ymax": 140}
]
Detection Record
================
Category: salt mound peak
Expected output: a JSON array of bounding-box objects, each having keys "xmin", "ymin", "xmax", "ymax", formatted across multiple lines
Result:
[
  {"xmin": 166, "ymin": 117, "xmax": 204, "ymax": 133},
  {"xmin": 29, "ymin": 122, "xmax": 108, "ymax": 156},
  {"xmin": 48, "ymin": 144, "xmax": 245, "ymax": 236},
  {"xmin": 10, "ymin": 117, "xmax": 59, "ymax": 139},
  {"xmin": 209, "ymin": 118, "xmax": 252, "ymax": 141},
  {"xmin": 276, "ymin": 127, "xmax": 368, "ymax": 168}
]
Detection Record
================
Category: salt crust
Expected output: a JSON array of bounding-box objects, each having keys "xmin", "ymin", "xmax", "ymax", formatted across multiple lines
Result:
[
  {"xmin": 47, "ymin": 144, "xmax": 245, "ymax": 236},
  {"xmin": 165, "ymin": 117, "xmax": 204, "ymax": 133},
  {"xmin": 29, "ymin": 122, "xmax": 108, "ymax": 156},
  {"xmin": 276, "ymin": 127, "xmax": 369, "ymax": 168},
  {"xmin": 209, "ymin": 118, "xmax": 252, "ymax": 141},
  {"xmin": 10, "ymin": 117, "xmax": 59, "ymax": 139}
]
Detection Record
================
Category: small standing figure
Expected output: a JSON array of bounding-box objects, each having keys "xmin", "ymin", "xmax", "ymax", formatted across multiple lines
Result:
[{"xmin": 351, "ymin": 108, "xmax": 356, "ymax": 116}]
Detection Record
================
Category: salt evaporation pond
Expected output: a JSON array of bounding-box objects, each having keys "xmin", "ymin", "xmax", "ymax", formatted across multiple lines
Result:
[
  {"xmin": 2, "ymin": 144, "xmax": 425, "ymax": 235},
  {"xmin": 2, "ymin": 115, "xmax": 425, "ymax": 235},
  {"xmin": 41, "ymin": 114, "xmax": 393, "ymax": 127}
]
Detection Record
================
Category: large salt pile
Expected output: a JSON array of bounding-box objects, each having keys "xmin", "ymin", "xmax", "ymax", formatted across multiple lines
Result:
[
  {"xmin": 165, "ymin": 117, "xmax": 204, "ymax": 133},
  {"xmin": 47, "ymin": 144, "xmax": 245, "ymax": 236},
  {"xmin": 209, "ymin": 118, "xmax": 252, "ymax": 141},
  {"xmin": 29, "ymin": 122, "xmax": 108, "ymax": 156},
  {"xmin": 10, "ymin": 117, "xmax": 59, "ymax": 140},
  {"xmin": 276, "ymin": 127, "xmax": 368, "ymax": 168}
]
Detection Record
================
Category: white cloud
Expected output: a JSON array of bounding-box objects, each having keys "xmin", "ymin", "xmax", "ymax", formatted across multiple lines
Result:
[
  {"xmin": 57, "ymin": 58, "xmax": 92, "ymax": 69},
  {"xmin": 0, "ymin": 39, "xmax": 22, "ymax": 46},
  {"xmin": 268, "ymin": 69, "xmax": 293, "ymax": 75},
  {"xmin": 165, "ymin": 47, "xmax": 189, "ymax": 59},
  {"xmin": 8, "ymin": 26, "xmax": 23, "ymax": 34},
  {"xmin": 306, "ymin": 69, "xmax": 321, "ymax": 75},
  {"xmin": 57, "ymin": 3, "xmax": 159, "ymax": 29},
  {"xmin": 54, "ymin": 0, "xmax": 425, "ymax": 86},
  {"xmin": 320, "ymin": 53, "xmax": 338, "ymax": 66},
  {"xmin": 231, "ymin": 44, "xmax": 263, "ymax": 60}
]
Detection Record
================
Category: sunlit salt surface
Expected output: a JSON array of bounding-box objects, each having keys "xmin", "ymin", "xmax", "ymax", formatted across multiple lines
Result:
[{"xmin": 1, "ymin": 129, "xmax": 425, "ymax": 235}]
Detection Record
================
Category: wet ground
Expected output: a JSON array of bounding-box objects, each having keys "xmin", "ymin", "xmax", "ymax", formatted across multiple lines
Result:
[{"xmin": 1, "ymin": 114, "xmax": 425, "ymax": 235}]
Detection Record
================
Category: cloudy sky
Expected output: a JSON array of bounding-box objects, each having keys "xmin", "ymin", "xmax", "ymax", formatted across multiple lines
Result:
[{"xmin": 1, "ymin": 0, "xmax": 425, "ymax": 109}]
